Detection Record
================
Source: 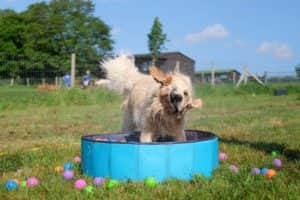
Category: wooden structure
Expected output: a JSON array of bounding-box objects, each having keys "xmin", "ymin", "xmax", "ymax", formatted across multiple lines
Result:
[
  {"xmin": 195, "ymin": 69, "xmax": 241, "ymax": 84},
  {"xmin": 134, "ymin": 52, "xmax": 195, "ymax": 80}
]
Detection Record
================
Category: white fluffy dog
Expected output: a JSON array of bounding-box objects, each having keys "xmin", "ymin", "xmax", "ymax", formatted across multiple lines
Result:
[{"xmin": 102, "ymin": 55, "xmax": 202, "ymax": 142}]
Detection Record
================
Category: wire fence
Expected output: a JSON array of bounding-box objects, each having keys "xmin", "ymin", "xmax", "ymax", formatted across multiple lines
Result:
[
  {"xmin": 0, "ymin": 54, "xmax": 299, "ymax": 86},
  {"xmin": 265, "ymin": 71, "xmax": 299, "ymax": 83},
  {"xmin": 0, "ymin": 53, "xmax": 105, "ymax": 86}
]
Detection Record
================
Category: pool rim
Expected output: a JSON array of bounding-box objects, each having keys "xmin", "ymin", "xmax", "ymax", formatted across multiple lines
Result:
[{"xmin": 81, "ymin": 129, "xmax": 217, "ymax": 145}]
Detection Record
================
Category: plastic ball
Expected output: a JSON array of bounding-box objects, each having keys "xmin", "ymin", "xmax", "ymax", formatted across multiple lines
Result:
[
  {"xmin": 106, "ymin": 179, "xmax": 119, "ymax": 189},
  {"xmin": 12, "ymin": 179, "xmax": 20, "ymax": 185},
  {"xmin": 63, "ymin": 170, "xmax": 74, "ymax": 180},
  {"xmin": 64, "ymin": 162, "xmax": 74, "ymax": 170},
  {"xmin": 55, "ymin": 166, "xmax": 64, "ymax": 173},
  {"xmin": 74, "ymin": 156, "xmax": 81, "ymax": 164},
  {"xmin": 261, "ymin": 168, "xmax": 269, "ymax": 175},
  {"xmin": 219, "ymin": 152, "xmax": 227, "ymax": 161},
  {"xmin": 26, "ymin": 177, "xmax": 39, "ymax": 187},
  {"xmin": 5, "ymin": 180, "xmax": 19, "ymax": 190},
  {"xmin": 271, "ymin": 150, "xmax": 280, "ymax": 157},
  {"xmin": 273, "ymin": 158, "xmax": 282, "ymax": 168},
  {"xmin": 229, "ymin": 165, "xmax": 239, "ymax": 173},
  {"xmin": 265, "ymin": 169, "xmax": 276, "ymax": 179},
  {"xmin": 20, "ymin": 181, "xmax": 27, "ymax": 188},
  {"xmin": 93, "ymin": 177, "xmax": 105, "ymax": 186},
  {"xmin": 74, "ymin": 179, "xmax": 87, "ymax": 190},
  {"xmin": 251, "ymin": 167, "xmax": 261, "ymax": 175},
  {"xmin": 84, "ymin": 185, "xmax": 95, "ymax": 194},
  {"xmin": 144, "ymin": 177, "xmax": 157, "ymax": 187}
]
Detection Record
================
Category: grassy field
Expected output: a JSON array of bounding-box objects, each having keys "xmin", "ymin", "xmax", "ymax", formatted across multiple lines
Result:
[{"xmin": 0, "ymin": 84, "xmax": 299, "ymax": 199}]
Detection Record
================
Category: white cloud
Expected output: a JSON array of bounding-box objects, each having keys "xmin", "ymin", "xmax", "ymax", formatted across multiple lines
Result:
[
  {"xmin": 257, "ymin": 41, "xmax": 293, "ymax": 60},
  {"xmin": 111, "ymin": 27, "xmax": 121, "ymax": 36},
  {"xmin": 185, "ymin": 24, "xmax": 229, "ymax": 44}
]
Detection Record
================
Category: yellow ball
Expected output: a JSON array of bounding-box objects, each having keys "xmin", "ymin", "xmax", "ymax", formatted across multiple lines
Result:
[{"xmin": 55, "ymin": 166, "xmax": 64, "ymax": 173}]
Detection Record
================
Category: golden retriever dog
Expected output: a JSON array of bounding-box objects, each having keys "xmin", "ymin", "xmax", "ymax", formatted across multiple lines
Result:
[{"xmin": 102, "ymin": 55, "xmax": 202, "ymax": 142}]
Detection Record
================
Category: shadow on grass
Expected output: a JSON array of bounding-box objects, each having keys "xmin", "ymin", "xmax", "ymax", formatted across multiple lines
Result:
[{"xmin": 219, "ymin": 137, "xmax": 300, "ymax": 162}]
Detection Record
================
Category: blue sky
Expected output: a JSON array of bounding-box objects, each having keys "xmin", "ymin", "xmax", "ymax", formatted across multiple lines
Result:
[{"xmin": 1, "ymin": 0, "xmax": 299, "ymax": 75}]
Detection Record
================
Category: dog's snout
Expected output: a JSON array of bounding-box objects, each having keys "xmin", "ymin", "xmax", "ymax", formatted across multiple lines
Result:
[{"xmin": 170, "ymin": 92, "xmax": 182, "ymax": 103}]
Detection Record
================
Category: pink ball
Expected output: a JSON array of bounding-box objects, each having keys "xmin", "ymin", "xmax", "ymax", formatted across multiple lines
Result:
[
  {"xmin": 74, "ymin": 156, "xmax": 81, "ymax": 164},
  {"xmin": 63, "ymin": 170, "xmax": 74, "ymax": 180},
  {"xmin": 93, "ymin": 177, "xmax": 105, "ymax": 186},
  {"xmin": 26, "ymin": 177, "xmax": 39, "ymax": 187},
  {"xmin": 74, "ymin": 179, "xmax": 87, "ymax": 190},
  {"xmin": 219, "ymin": 152, "xmax": 227, "ymax": 161},
  {"xmin": 229, "ymin": 165, "xmax": 239, "ymax": 173},
  {"xmin": 273, "ymin": 158, "xmax": 282, "ymax": 168}
]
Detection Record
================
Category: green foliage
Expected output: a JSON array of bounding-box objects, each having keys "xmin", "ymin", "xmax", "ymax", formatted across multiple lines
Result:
[
  {"xmin": 147, "ymin": 17, "xmax": 167, "ymax": 64},
  {"xmin": 0, "ymin": 84, "xmax": 299, "ymax": 199},
  {"xmin": 0, "ymin": 86, "xmax": 120, "ymax": 111},
  {"xmin": 195, "ymin": 83, "xmax": 300, "ymax": 97},
  {"xmin": 0, "ymin": 0, "xmax": 113, "ymax": 78}
]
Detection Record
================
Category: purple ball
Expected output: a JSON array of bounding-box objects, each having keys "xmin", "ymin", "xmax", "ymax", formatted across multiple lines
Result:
[
  {"xmin": 63, "ymin": 170, "xmax": 74, "ymax": 180},
  {"xmin": 251, "ymin": 167, "xmax": 261, "ymax": 175},
  {"xmin": 229, "ymin": 165, "xmax": 239, "ymax": 173},
  {"xmin": 273, "ymin": 158, "xmax": 282, "ymax": 168},
  {"xmin": 219, "ymin": 152, "xmax": 227, "ymax": 161},
  {"xmin": 93, "ymin": 177, "xmax": 105, "ymax": 186}
]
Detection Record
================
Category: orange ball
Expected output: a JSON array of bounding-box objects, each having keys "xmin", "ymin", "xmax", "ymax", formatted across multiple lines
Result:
[
  {"xmin": 265, "ymin": 169, "xmax": 276, "ymax": 179},
  {"xmin": 12, "ymin": 179, "xmax": 20, "ymax": 185},
  {"xmin": 55, "ymin": 166, "xmax": 64, "ymax": 173}
]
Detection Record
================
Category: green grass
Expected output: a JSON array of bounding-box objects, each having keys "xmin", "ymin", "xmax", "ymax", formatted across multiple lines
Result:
[{"xmin": 0, "ymin": 84, "xmax": 299, "ymax": 199}]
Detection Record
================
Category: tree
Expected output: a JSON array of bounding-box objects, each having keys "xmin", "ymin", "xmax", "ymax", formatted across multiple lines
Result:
[
  {"xmin": 147, "ymin": 17, "xmax": 167, "ymax": 65},
  {"xmin": 0, "ymin": 0, "xmax": 114, "ymax": 79},
  {"xmin": 296, "ymin": 63, "xmax": 300, "ymax": 78}
]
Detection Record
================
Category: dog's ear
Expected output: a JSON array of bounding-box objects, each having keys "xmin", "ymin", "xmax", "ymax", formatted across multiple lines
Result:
[
  {"xmin": 149, "ymin": 66, "xmax": 172, "ymax": 86},
  {"xmin": 187, "ymin": 99, "xmax": 203, "ymax": 109}
]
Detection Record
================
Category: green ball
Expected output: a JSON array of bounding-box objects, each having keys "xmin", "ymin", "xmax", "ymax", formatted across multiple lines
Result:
[
  {"xmin": 20, "ymin": 181, "xmax": 27, "ymax": 188},
  {"xmin": 272, "ymin": 150, "xmax": 280, "ymax": 157},
  {"xmin": 144, "ymin": 177, "xmax": 157, "ymax": 187},
  {"xmin": 106, "ymin": 179, "xmax": 119, "ymax": 190},
  {"xmin": 84, "ymin": 185, "xmax": 94, "ymax": 194}
]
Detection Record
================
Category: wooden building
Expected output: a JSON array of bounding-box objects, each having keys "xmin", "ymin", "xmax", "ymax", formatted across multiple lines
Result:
[{"xmin": 134, "ymin": 52, "xmax": 195, "ymax": 80}]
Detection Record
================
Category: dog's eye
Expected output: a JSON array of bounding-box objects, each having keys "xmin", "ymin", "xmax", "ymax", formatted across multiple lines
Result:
[{"xmin": 184, "ymin": 91, "xmax": 188, "ymax": 96}]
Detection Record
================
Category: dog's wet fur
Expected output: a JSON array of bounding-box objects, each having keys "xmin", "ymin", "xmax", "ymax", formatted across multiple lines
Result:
[{"xmin": 102, "ymin": 55, "xmax": 202, "ymax": 142}]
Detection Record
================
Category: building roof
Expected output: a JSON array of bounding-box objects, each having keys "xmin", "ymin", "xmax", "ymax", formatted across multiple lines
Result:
[
  {"xmin": 134, "ymin": 52, "xmax": 195, "ymax": 63},
  {"xmin": 195, "ymin": 69, "xmax": 241, "ymax": 75}
]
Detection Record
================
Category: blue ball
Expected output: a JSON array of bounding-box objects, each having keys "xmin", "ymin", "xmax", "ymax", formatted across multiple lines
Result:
[
  {"xmin": 64, "ymin": 162, "xmax": 74, "ymax": 170},
  {"xmin": 5, "ymin": 180, "xmax": 18, "ymax": 191},
  {"xmin": 261, "ymin": 168, "xmax": 269, "ymax": 175}
]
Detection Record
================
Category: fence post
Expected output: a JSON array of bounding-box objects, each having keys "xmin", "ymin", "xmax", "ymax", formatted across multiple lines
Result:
[
  {"xmin": 10, "ymin": 78, "xmax": 14, "ymax": 86},
  {"xmin": 55, "ymin": 76, "xmax": 58, "ymax": 86},
  {"xmin": 264, "ymin": 71, "xmax": 268, "ymax": 84},
  {"xmin": 71, "ymin": 53, "xmax": 76, "ymax": 88},
  {"xmin": 26, "ymin": 78, "xmax": 30, "ymax": 87},
  {"xmin": 211, "ymin": 62, "xmax": 215, "ymax": 86},
  {"xmin": 244, "ymin": 64, "xmax": 248, "ymax": 84},
  {"xmin": 232, "ymin": 71, "xmax": 236, "ymax": 84},
  {"xmin": 42, "ymin": 78, "xmax": 46, "ymax": 84}
]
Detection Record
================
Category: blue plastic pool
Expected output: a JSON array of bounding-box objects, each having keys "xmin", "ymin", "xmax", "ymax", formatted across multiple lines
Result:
[{"xmin": 81, "ymin": 130, "xmax": 219, "ymax": 182}]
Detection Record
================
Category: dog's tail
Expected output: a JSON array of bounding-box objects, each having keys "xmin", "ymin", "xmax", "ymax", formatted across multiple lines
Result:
[{"xmin": 101, "ymin": 54, "xmax": 143, "ymax": 94}]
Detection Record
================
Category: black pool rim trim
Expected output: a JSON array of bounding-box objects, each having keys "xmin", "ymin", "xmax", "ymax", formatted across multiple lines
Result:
[{"xmin": 81, "ymin": 130, "xmax": 218, "ymax": 145}]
